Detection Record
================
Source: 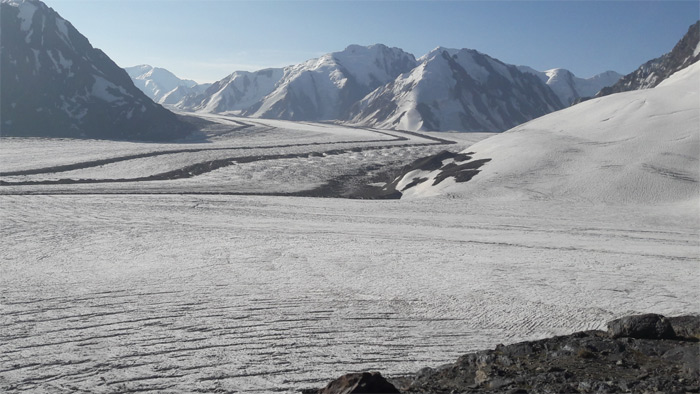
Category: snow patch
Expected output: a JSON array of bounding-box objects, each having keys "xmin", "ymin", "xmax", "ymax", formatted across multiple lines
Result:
[
  {"xmin": 55, "ymin": 17, "xmax": 69, "ymax": 38},
  {"xmin": 54, "ymin": 17, "xmax": 74, "ymax": 49},
  {"xmin": 30, "ymin": 48, "xmax": 40, "ymax": 71},
  {"xmin": 7, "ymin": 0, "xmax": 37, "ymax": 32},
  {"xmin": 91, "ymin": 75, "xmax": 129, "ymax": 102},
  {"xmin": 46, "ymin": 50, "xmax": 72, "ymax": 75}
]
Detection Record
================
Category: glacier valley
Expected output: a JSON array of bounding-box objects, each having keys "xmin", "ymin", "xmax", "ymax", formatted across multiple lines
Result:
[{"xmin": 1, "ymin": 113, "xmax": 697, "ymax": 393}]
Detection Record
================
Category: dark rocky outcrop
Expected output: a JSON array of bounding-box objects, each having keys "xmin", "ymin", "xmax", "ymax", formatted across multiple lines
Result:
[
  {"xmin": 304, "ymin": 314, "xmax": 700, "ymax": 394},
  {"xmin": 301, "ymin": 372, "xmax": 400, "ymax": 394},
  {"xmin": 669, "ymin": 315, "xmax": 700, "ymax": 340},
  {"xmin": 369, "ymin": 150, "xmax": 490, "ymax": 198},
  {"xmin": 607, "ymin": 313, "xmax": 675, "ymax": 339}
]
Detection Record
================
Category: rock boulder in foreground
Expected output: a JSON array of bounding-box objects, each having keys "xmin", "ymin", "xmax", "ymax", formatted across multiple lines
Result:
[{"xmin": 301, "ymin": 371, "xmax": 400, "ymax": 394}]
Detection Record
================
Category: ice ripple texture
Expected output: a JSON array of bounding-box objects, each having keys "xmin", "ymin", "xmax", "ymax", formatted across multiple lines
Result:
[{"xmin": 1, "ymin": 195, "xmax": 697, "ymax": 393}]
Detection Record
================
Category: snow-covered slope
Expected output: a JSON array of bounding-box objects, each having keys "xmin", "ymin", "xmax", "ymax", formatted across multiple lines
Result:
[
  {"xmin": 395, "ymin": 61, "xmax": 699, "ymax": 204},
  {"xmin": 125, "ymin": 64, "xmax": 199, "ymax": 103},
  {"xmin": 178, "ymin": 44, "xmax": 417, "ymax": 121},
  {"xmin": 0, "ymin": 0, "xmax": 192, "ymax": 140},
  {"xmin": 518, "ymin": 66, "xmax": 621, "ymax": 106},
  {"xmin": 348, "ymin": 47, "xmax": 563, "ymax": 132},
  {"xmin": 597, "ymin": 21, "xmax": 699, "ymax": 97},
  {"xmin": 159, "ymin": 82, "xmax": 211, "ymax": 106}
]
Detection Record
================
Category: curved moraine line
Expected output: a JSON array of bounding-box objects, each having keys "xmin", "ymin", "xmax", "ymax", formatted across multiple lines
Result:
[{"xmin": 0, "ymin": 128, "xmax": 455, "ymax": 188}]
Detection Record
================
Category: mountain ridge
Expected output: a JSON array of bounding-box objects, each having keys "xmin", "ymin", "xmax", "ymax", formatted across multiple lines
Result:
[
  {"xmin": 163, "ymin": 44, "xmax": 622, "ymax": 132},
  {"xmin": 176, "ymin": 44, "xmax": 418, "ymax": 122},
  {"xmin": 348, "ymin": 47, "xmax": 565, "ymax": 132}
]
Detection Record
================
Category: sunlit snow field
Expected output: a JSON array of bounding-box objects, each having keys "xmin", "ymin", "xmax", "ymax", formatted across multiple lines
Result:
[{"xmin": 1, "ymin": 116, "xmax": 697, "ymax": 393}]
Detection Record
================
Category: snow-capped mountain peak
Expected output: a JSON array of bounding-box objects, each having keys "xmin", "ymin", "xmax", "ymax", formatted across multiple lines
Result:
[
  {"xmin": 187, "ymin": 68, "xmax": 284, "ymax": 113},
  {"xmin": 177, "ymin": 44, "xmax": 417, "ymax": 121},
  {"xmin": 419, "ymin": 46, "xmax": 459, "ymax": 61},
  {"xmin": 517, "ymin": 66, "xmax": 622, "ymax": 106},
  {"xmin": 349, "ymin": 46, "xmax": 563, "ymax": 132},
  {"xmin": 331, "ymin": 43, "xmax": 417, "ymax": 87},
  {"xmin": 125, "ymin": 64, "xmax": 199, "ymax": 103}
]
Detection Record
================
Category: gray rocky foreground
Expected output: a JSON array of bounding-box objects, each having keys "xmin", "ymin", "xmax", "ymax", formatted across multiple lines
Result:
[{"xmin": 302, "ymin": 314, "xmax": 699, "ymax": 393}]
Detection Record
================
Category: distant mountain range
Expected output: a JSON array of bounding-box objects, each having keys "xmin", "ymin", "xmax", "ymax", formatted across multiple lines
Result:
[
  {"xmin": 0, "ymin": 0, "xmax": 193, "ymax": 140},
  {"xmin": 155, "ymin": 45, "xmax": 623, "ymax": 132},
  {"xmin": 3, "ymin": 0, "xmax": 696, "ymax": 141},
  {"xmin": 170, "ymin": 44, "xmax": 419, "ymax": 121},
  {"xmin": 517, "ymin": 67, "xmax": 622, "ymax": 106}
]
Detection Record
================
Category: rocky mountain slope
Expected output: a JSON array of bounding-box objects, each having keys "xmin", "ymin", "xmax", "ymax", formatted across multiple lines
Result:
[
  {"xmin": 348, "ymin": 47, "xmax": 564, "ymax": 132},
  {"xmin": 596, "ymin": 20, "xmax": 699, "ymax": 97},
  {"xmin": 518, "ymin": 66, "xmax": 621, "ymax": 105},
  {"xmin": 0, "ymin": 0, "xmax": 193, "ymax": 140},
  {"xmin": 125, "ymin": 64, "xmax": 209, "ymax": 104}
]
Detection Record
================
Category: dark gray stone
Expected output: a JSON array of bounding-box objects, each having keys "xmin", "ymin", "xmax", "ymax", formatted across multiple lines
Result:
[
  {"xmin": 607, "ymin": 313, "xmax": 676, "ymax": 339},
  {"xmin": 304, "ymin": 372, "xmax": 400, "ymax": 394},
  {"xmin": 668, "ymin": 315, "xmax": 700, "ymax": 339}
]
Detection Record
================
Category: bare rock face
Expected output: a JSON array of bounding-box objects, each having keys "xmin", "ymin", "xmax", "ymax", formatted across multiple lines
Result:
[
  {"xmin": 607, "ymin": 313, "xmax": 676, "ymax": 339},
  {"xmin": 668, "ymin": 315, "xmax": 700, "ymax": 340},
  {"xmin": 302, "ymin": 372, "xmax": 400, "ymax": 394}
]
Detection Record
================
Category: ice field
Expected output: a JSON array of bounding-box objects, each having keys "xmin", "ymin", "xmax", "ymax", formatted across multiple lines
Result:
[{"xmin": 1, "ymin": 111, "xmax": 698, "ymax": 393}]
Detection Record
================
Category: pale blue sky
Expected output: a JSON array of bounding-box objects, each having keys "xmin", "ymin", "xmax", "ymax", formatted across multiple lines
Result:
[{"xmin": 46, "ymin": 0, "xmax": 699, "ymax": 83}]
